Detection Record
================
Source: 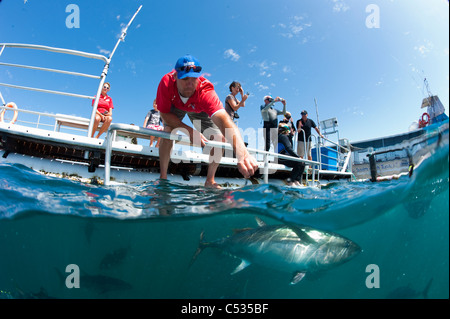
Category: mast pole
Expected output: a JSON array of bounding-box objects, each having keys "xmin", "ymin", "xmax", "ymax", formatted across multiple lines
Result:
[
  {"xmin": 87, "ymin": 5, "xmax": 143, "ymax": 138},
  {"xmin": 314, "ymin": 98, "xmax": 321, "ymax": 143}
]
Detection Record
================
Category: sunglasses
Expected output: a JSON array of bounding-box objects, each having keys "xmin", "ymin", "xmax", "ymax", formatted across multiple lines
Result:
[{"xmin": 176, "ymin": 65, "xmax": 202, "ymax": 73}]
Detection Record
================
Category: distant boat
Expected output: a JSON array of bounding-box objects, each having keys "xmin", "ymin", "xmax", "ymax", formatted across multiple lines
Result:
[{"xmin": 350, "ymin": 82, "xmax": 449, "ymax": 181}]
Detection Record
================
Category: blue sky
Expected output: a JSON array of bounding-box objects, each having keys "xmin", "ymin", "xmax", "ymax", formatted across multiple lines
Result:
[{"xmin": 0, "ymin": 0, "xmax": 448, "ymax": 143}]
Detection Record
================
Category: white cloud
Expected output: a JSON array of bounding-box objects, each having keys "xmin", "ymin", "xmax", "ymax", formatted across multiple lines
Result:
[
  {"xmin": 332, "ymin": 0, "xmax": 349, "ymax": 13},
  {"xmin": 254, "ymin": 82, "xmax": 269, "ymax": 91},
  {"xmin": 282, "ymin": 66, "xmax": 292, "ymax": 73},
  {"xmin": 344, "ymin": 106, "xmax": 364, "ymax": 116},
  {"xmin": 250, "ymin": 60, "xmax": 268, "ymax": 70},
  {"xmin": 248, "ymin": 45, "xmax": 257, "ymax": 54},
  {"xmin": 277, "ymin": 15, "xmax": 312, "ymax": 39},
  {"xmin": 414, "ymin": 40, "xmax": 433, "ymax": 57},
  {"xmin": 224, "ymin": 49, "xmax": 240, "ymax": 62},
  {"xmin": 7, "ymin": 69, "xmax": 13, "ymax": 79},
  {"xmin": 97, "ymin": 45, "xmax": 111, "ymax": 56}
]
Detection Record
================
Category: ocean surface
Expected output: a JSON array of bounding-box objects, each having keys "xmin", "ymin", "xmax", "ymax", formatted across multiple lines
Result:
[{"xmin": 0, "ymin": 144, "xmax": 448, "ymax": 299}]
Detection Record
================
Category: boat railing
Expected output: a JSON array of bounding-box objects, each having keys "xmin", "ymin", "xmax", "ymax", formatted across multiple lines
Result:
[
  {"xmin": 103, "ymin": 123, "xmax": 321, "ymax": 186},
  {"xmin": 318, "ymin": 136, "xmax": 352, "ymax": 173},
  {"xmin": 0, "ymin": 105, "xmax": 102, "ymax": 135},
  {"xmin": 295, "ymin": 129, "xmax": 351, "ymax": 173},
  {"xmin": 1, "ymin": 105, "xmax": 354, "ymax": 186},
  {"xmin": 0, "ymin": 43, "xmax": 106, "ymax": 101},
  {"xmin": 0, "ymin": 6, "xmax": 142, "ymax": 139},
  {"xmin": 0, "ymin": 42, "xmax": 112, "ymax": 139}
]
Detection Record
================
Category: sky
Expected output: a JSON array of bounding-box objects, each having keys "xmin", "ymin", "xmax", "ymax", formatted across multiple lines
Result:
[{"xmin": 0, "ymin": 0, "xmax": 449, "ymax": 145}]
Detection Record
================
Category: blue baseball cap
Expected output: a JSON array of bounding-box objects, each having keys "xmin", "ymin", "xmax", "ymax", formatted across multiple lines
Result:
[{"xmin": 174, "ymin": 54, "xmax": 203, "ymax": 79}]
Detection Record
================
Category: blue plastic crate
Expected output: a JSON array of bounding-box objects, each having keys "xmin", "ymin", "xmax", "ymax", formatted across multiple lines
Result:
[{"xmin": 311, "ymin": 147, "xmax": 338, "ymax": 171}]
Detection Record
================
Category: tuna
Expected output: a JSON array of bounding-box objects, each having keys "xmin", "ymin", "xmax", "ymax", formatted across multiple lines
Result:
[{"xmin": 192, "ymin": 217, "xmax": 361, "ymax": 284}]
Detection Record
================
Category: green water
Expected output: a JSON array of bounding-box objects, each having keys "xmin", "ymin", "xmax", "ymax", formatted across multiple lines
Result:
[{"xmin": 0, "ymin": 143, "xmax": 448, "ymax": 299}]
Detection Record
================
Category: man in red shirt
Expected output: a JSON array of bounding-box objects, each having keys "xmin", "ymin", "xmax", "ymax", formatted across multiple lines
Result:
[{"xmin": 157, "ymin": 55, "xmax": 258, "ymax": 187}]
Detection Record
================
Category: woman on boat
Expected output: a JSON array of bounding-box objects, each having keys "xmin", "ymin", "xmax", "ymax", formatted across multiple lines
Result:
[
  {"xmin": 278, "ymin": 123, "xmax": 305, "ymax": 186},
  {"xmin": 224, "ymin": 81, "xmax": 248, "ymax": 123},
  {"xmin": 91, "ymin": 82, "xmax": 114, "ymax": 138}
]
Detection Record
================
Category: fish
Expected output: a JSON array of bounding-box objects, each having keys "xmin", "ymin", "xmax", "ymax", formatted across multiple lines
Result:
[
  {"xmin": 99, "ymin": 246, "xmax": 130, "ymax": 270},
  {"xmin": 387, "ymin": 279, "xmax": 433, "ymax": 299},
  {"xmin": 83, "ymin": 220, "xmax": 97, "ymax": 244},
  {"xmin": 54, "ymin": 268, "xmax": 132, "ymax": 295},
  {"xmin": 13, "ymin": 286, "xmax": 57, "ymax": 299},
  {"xmin": 80, "ymin": 273, "xmax": 132, "ymax": 295},
  {"xmin": 191, "ymin": 217, "xmax": 361, "ymax": 284}
]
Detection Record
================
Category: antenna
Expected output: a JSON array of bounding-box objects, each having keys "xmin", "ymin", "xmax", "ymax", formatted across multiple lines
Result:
[
  {"xmin": 0, "ymin": 91, "xmax": 6, "ymax": 105},
  {"xmin": 424, "ymin": 77, "xmax": 432, "ymax": 97},
  {"xmin": 108, "ymin": 5, "xmax": 143, "ymax": 61},
  {"xmin": 314, "ymin": 98, "xmax": 320, "ymax": 131},
  {"xmin": 87, "ymin": 5, "xmax": 143, "ymax": 138}
]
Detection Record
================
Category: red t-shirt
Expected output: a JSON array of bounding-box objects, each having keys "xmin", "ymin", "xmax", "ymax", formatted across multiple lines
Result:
[
  {"xmin": 156, "ymin": 71, "xmax": 223, "ymax": 117},
  {"xmin": 92, "ymin": 94, "xmax": 114, "ymax": 114}
]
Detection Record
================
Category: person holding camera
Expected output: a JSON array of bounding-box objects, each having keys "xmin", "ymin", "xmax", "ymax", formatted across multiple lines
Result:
[
  {"xmin": 224, "ymin": 81, "xmax": 248, "ymax": 123},
  {"xmin": 260, "ymin": 95, "xmax": 286, "ymax": 152}
]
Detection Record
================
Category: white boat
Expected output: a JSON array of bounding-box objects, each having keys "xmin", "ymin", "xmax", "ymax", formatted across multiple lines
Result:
[
  {"xmin": 350, "ymin": 88, "xmax": 449, "ymax": 181},
  {"xmin": 0, "ymin": 7, "xmax": 353, "ymax": 188}
]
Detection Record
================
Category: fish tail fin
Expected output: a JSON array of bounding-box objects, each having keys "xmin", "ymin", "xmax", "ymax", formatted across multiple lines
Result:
[
  {"xmin": 188, "ymin": 230, "xmax": 209, "ymax": 269},
  {"xmin": 423, "ymin": 278, "xmax": 433, "ymax": 299}
]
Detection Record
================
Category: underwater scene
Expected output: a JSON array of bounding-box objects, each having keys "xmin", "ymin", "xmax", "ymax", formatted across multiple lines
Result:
[{"xmin": 0, "ymin": 142, "xmax": 448, "ymax": 300}]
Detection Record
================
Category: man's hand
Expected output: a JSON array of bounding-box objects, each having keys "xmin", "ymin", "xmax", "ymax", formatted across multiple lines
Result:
[
  {"xmin": 190, "ymin": 129, "xmax": 208, "ymax": 148},
  {"xmin": 237, "ymin": 152, "xmax": 259, "ymax": 179}
]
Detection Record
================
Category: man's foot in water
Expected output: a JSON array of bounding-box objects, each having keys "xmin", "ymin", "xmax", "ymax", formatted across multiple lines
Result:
[{"xmin": 205, "ymin": 180, "xmax": 222, "ymax": 189}]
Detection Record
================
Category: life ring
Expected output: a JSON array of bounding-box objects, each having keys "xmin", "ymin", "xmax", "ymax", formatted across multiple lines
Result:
[
  {"xmin": 418, "ymin": 112, "xmax": 430, "ymax": 128},
  {"xmin": 0, "ymin": 102, "xmax": 18, "ymax": 124},
  {"xmin": 421, "ymin": 112, "xmax": 430, "ymax": 125}
]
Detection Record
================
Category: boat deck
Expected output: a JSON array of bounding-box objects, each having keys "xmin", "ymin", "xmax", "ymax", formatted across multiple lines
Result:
[{"xmin": 0, "ymin": 118, "xmax": 354, "ymax": 186}]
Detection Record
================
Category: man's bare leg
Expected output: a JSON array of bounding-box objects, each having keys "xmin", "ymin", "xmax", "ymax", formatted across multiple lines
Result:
[
  {"xmin": 205, "ymin": 152, "xmax": 221, "ymax": 188},
  {"xmin": 204, "ymin": 135, "xmax": 224, "ymax": 188},
  {"xmin": 159, "ymin": 128, "xmax": 174, "ymax": 180}
]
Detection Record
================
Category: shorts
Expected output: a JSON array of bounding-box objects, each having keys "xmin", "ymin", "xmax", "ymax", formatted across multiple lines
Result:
[
  {"xmin": 146, "ymin": 124, "xmax": 164, "ymax": 131},
  {"xmin": 169, "ymin": 106, "xmax": 221, "ymax": 139},
  {"xmin": 297, "ymin": 141, "xmax": 312, "ymax": 158}
]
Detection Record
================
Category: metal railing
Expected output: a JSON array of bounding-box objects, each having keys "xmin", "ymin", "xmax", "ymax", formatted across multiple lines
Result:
[
  {"xmin": 294, "ymin": 130, "xmax": 351, "ymax": 173},
  {"xmin": 0, "ymin": 5, "xmax": 142, "ymax": 139},
  {"xmin": 103, "ymin": 123, "xmax": 321, "ymax": 186},
  {"xmin": 0, "ymin": 42, "xmax": 108, "ymax": 139},
  {"xmin": 1, "ymin": 106, "xmax": 352, "ymax": 186},
  {"xmin": 0, "ymin": 105, "xmax": 96, "ymax": 134},
  {"xmin": 0, "ymin": 43, "xmax": 106, "ymax": 101}
]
